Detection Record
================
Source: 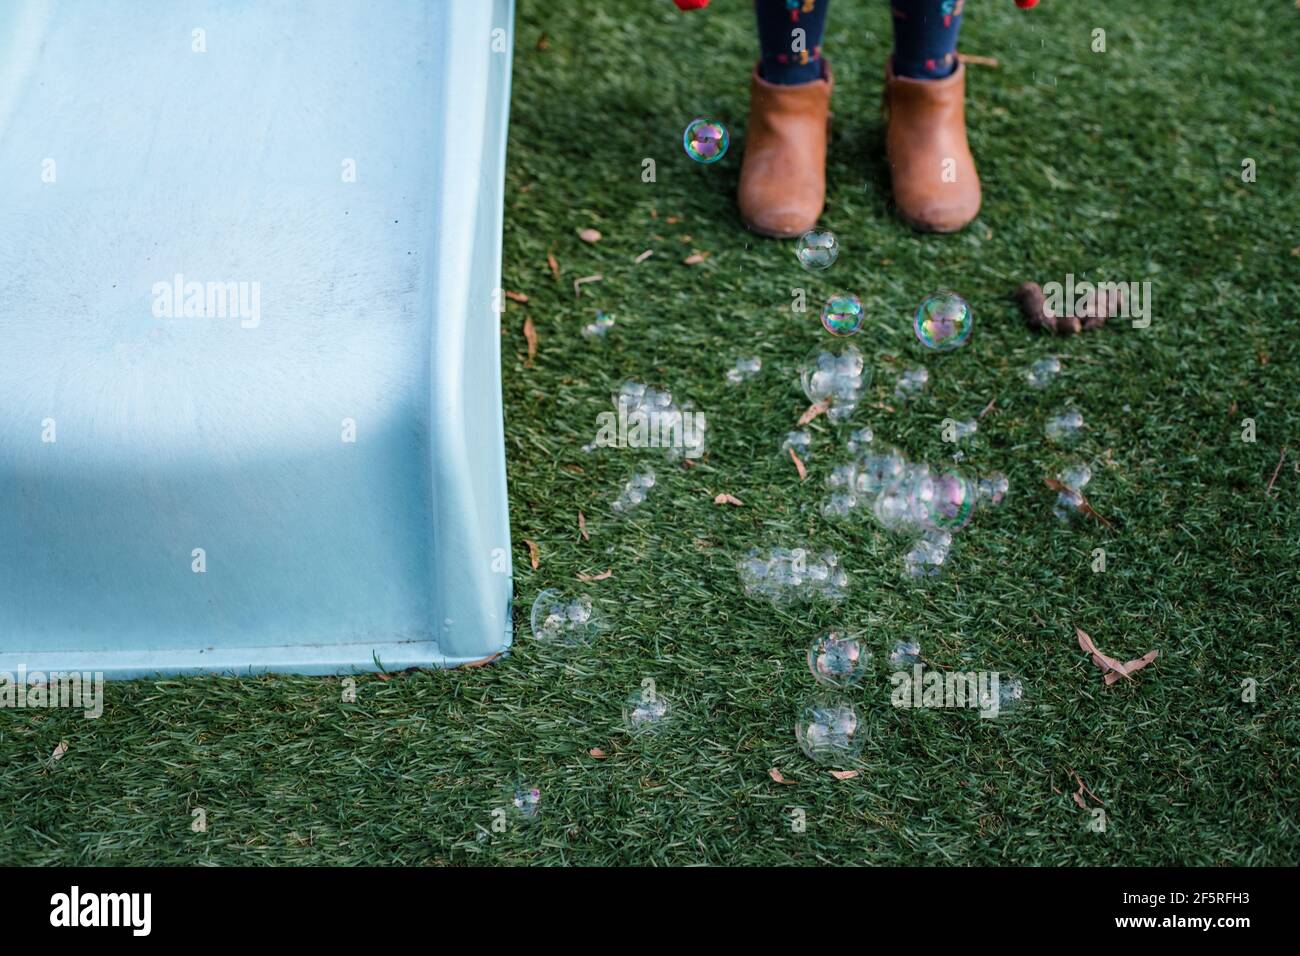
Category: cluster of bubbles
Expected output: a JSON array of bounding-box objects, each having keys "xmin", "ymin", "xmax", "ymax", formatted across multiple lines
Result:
[
  {"xmin": 894, "ymin": 366, "xmax": 929, "ymax": 398},
  {"xmin": 682, "ymin": 117, "xmax": 729, "ymax": 164},
  {"xmin": 821, "ymin": 293, "xmax": 865, "ymax": 337},
  {"xmin": 795, "ymin": 694, "xmax": 865, "ymax": 765},
  {"xmin": 888, "ymin": 640, "xmax": 922, "ymax": 669},
  {"xmin": 737, "ymin": 547, "xmax": 848, "ymax": 604},
  {"xmin": 530, "ymin": 589, "xmax": 599, "ymax": 645},
  {"xmin": 798, "ymin": 344, "xmax": 869, "ymax": 422},
  {"xmin": 726, "ymin": 355, "xmax": 762, "ymax": 384},
  {"xmin": 607, "ymin": 379, "xmax": 707, "ymax": 460},
  {"xmin": 507, "ymin": 783, "xmax": 542, "ymax": 822},
  {"xmin": 913, "ymin": 291, "xmax": 973, "ymax": 351},
  {"xmin": 1026, "ymin": 355, "xmax": 1061, "ymax": 388},
  {"xmin": 780, "ymin": 429, "xmax": 813, "ymax": 462},
  {"xmin": 795, "ymin": 229, "xmax": 839, "ymax": 271},
  {"xmin": 1045, "ymin": 408, "xmax": 1085, "ymax": 443},
  {"xmin": 820, "ymin": 430, "xmax": 1008, "ymax": 577},
  {"xmin": 612, "ymin": 468, "xmax": 656, "ymax": 514},
  {"xmin": 1052, "ymin": 461, "xmax": 1092, "ymax": 521}
]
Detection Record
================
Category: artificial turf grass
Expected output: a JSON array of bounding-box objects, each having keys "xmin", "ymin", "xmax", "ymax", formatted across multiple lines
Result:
[{"xmin": 1, "ymin": 0, "xmax": 1297, "ymax": 865}]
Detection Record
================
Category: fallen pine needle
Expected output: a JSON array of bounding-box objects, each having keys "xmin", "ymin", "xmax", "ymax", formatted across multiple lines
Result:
[
  {"xmin": 960, "ymin": 53, "xmax": 1000, "ymax": 67},
  {"xmin": 634, "ymin": 249, "xmax": 653, "ymax": 264},
  {"xmin": 523, "ymin": 539, "xmax": 540, "ymax": 570},
  {"xmin": 713, "ymin": 493, "xmax": 744, "ymax": 506},
  {"xmin": 798, "ymin": 400, "xmax": 829, "ymax": 426},
  {"xmin": 1044, "ymin": 477, "xmax": 1115, "ymax": 530},
  {"xmin": 573, "ymin": 274, "xmax": 602, "ymax": 297},
  {"xmin": 978, "ymin": 397, "xmax": 997, "ymax": 420},
  {"xmin": 1265, "ymin": 446, "xmax": 1288, "ymax": 496},
  {"xmin": 789, "ymin": 447, "xmax": 808, "ymax": 481},
  {"xmin": 546, "ymin": 250, "xmax": 559, "ymax": 279},
  {"xmin": 578, "ymin": 510, "xmax": 589, "ymax": 541}
]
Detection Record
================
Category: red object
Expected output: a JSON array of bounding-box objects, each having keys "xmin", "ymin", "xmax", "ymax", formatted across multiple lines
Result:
[
  {"xmin": 1015, "ymin": 0, "xmax": 1039, "ymax": 8},
  {"xmin": 673, "ymin": 0, "xmax": 711, "ymax": 9}
]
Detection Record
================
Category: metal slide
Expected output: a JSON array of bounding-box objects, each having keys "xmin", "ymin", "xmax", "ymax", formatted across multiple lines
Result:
[{"xmin": 0, "ymin": 0, "xmax": 515, "ymax": 677}]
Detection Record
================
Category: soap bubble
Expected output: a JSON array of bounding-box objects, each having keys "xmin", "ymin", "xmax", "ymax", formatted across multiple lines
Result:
[
  {"xmin": 1026, "ymin": 356, "xmax": 1061, "ymax": 388},
  {"xmin": 903, "ymin": 530, "xmax": 953, "ymax": 578},
  {"xmin": 894, "ymin": 366, "xmax": 929, "ymax": 398},
  {"xmin": 978, "ymin": 674, "xmax": 1026, "ymax": 719},
  {"xmin": 506, "ymin": 783, "xmax": 542, "ymax": 822},
  {"xmin": 1045, "ymin": 409, "xmax": 1084, "ymax": 443},
  {"xmin": 795, "ymin": 229, "xmax": 839, "ymax": 271},
  {"xmin": 795, "ymin": 695, "xmax": 866, "ymax": 766},
  {"xmin": 846, "ymin": 427, "xmax": 874, "ymax": 454},
  {"xmin": 856, "ymin": 445, "xmax": 907, "ymax": 498},
  {"xmin": 581, "ymin": 311, "xmax": 615, "ymax": 338},
  {"xmin": 888, "ymin": 640, "xmax": 922, "ymax": 669},
  {"xmin": 820, "ymin": 293, "xmax": 864, "ymax": 336},
  {"xmin": 780, "ymin": 430, "xmax": 813, "ymax": 462},
  {"xmin": 799, "ymin": 345, "xmax": 868, "ymax": 422},
  {"xmin": 976, "ymin": 472, "xmax": 1010, "ymax": 509},
  {"xmin": 911, "ymin": 467, "xmax": 977, "ymax": 531},
  {"xmin": 913, "ymin": 290, "xmax": 973, "ymax": 351},
  {"xmin": 530, "ymin": 589, "xmax": 599, "ymax": 644},
  {"xmin": 1058, "ymin": 462, "xmax": 1092, "ymax": 491},
  {"xmin": 726, "ymin": 355, "xmax": 762, "ymax": 384},
  {"xmin": 624, "ymin": 685, "xmax": 670, "ymax": 734},
  {"xmin": 683, "ymin": 117, "xmax": 729, "ymax": 164},
  {"xmin": 612, "ymin": 468, "xmax": 656, "ymax": 514},
  {"xmin": 807, "ymin": 632, "xmax": 872, "ymax": 688}
]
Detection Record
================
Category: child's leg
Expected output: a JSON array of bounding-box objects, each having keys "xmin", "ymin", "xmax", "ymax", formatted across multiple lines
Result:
[
  {"xmin": 883, "ymin": 0, "xmax": 980, "ymax": 232},
  {"xmin": 755, "ymin": 0, "xmax": 831, "ymax": 86},
  {"xmin": 738, "ymin": 1, "xmax": 834, "ymax": 238},
  {"xmin": 890, "ymin": 0, "xmax": 964, "ymax": 79}
]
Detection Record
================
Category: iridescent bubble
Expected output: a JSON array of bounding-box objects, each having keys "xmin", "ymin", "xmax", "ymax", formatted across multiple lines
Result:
[
  {"xmin": 821, "ymin": 293, "xmax": 864, "ymax": 336},
  {"xmin": 795, "ymin": 695, "xmax": 866, "ymax": 766},
  {"xmin": 682, "ymin": 117, "xmax": 729, "ymax": 164},
  {"xmin": 903, "ymin": 530, "xmax": 953, "ymax": 579},
  {"xmin": 888, "ymin": 640, "xmax": 922, "ymax": 669},
  {"xmin": 913, "ymin": 290, "xmax": 973, "ymax": 351},
  {"xmin": 1026, "ymin": 356, "xmax": 1061, "ymax": 388},
  {"xmin": 799, "ymin": 344, "xmax": 868, "ymax": 422},
  {"xmin": 1045, "ymin": 409, "xmax": 1085, "ymax": 443},
  {"xmin": 530, "ymin": 589, "xmax": 599, "ymax": 644},
  {"xmin": 506, "ymin": 782, "xmax": 542, "ymax": 822},
  {"xmin": 807, "ymin": 632, "xmax": 871, "ymax": 688},
  {"xmin": 624, "ymin": 685, "xmax": 670, "ymax": 734},
  {"xmin": 911, "ymin": 467, "xmax": 978, "ymax": 531},
  {"xmin": 795, "ymin": 230, "xmax": 839, "ymax": 271},
  {"xmin": 855, "ymin": 445, "xmax": 907, "ymax": 498}
]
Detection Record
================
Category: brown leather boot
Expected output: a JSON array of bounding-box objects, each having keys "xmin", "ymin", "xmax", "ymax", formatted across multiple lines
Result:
[
  {"xmin": 738, "ymin": 63, "xmax": 832, "ymax": 238},
  {"xmin": 883, "ymin": 60, "xmax": 981, "ymax": 233}
]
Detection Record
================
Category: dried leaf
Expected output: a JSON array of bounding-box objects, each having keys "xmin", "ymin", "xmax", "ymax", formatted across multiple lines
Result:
[
  {"xmin": 49, "ymin": 740, "xmax": 68, "ymax": 764},
  {"xmin": 713, "ymin": 493, "xmax": 744, "ymax": 506},
  {"xmin": 683, "ymin": 252, "xmax": 709, "ymax": 265},
  {"xmin": 789, "ymin": 447, "xmax": 808, "ymax": 481},
  {"xmin": 505, "ymin": 290, "xmax": 529, "ymax": 303},
  {"xmin": 588, "ymin": 747, "xmax": 607, "ymax": 759},
  {"xmin": 577, "ymin": 228, "xmax": 602, "ymax": 243},
  {"xmin": 1044, "ymin": 477, "xmax": 1115, "ymax": 530},
  {"xmin": 573, "ymin": 274, "xmax": 602, "ymax": 297},
  {"xmin": 578, "ymin": 510, "xmax": 589, "ymax": 541},
  {"xmin": 1073, "ymin": 772, "xmax": 1104, "ymax": 806},
  {"xmin": 1076, "ymin": 627, "xmax": 1158, "ymax": 685},
  {"xmin": 546, "ymin": 250, "xmax": 559, "ymax": 279},
  {"xmin": 536, "ymin": 32, "xmax": 549, "ymax": 51},
  {"xmin": 522, "ymin": 317, "xmax": 537, "ymax": 365},
  {"xmin": 634, "ymin": 249, "xmax": 653, "ymax": 264},
  {"xmin": 1103, "ymin": 650, "xmax": 1159, "ymax": 686},
  {"xmin": 798, "ymin": 400, "xmax": 829, "ymax": 426},
  {"xmin": 1266, "ymin": 446, "xmax": 1288, "ymax": 496},
  {"xmin": 959, "ymin": 53, "xmax": 1000, "ymax": 67},
  {"xmin": 665, "ymin": 215, "xmax": 682, "ymax": 224},
  {"xmin": 523, "ymin": 539, "xmax": 540, "ymax": 570},
  {"xmin": 374, "ymin": 671, "xmax": 391, "ymax": 682},
  {"xmin": 577, "ymin": 569, "xmax": 612, "ymax": 582},
  {"xmin": 768, "ymin": 768, "xmax": 797, "ymax": 785},
  {"xmin": 978, "ymin": 397, "xmax": 997, "ymax": 420},
  {"xmin": 829, "ymin": 770, "xmax": 860, "ymax": 780}
]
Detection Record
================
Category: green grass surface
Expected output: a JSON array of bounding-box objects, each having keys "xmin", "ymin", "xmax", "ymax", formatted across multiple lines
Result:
[{"xmin": 3, "ymin": 0, "xmax": 1298, "ymax": 866}]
